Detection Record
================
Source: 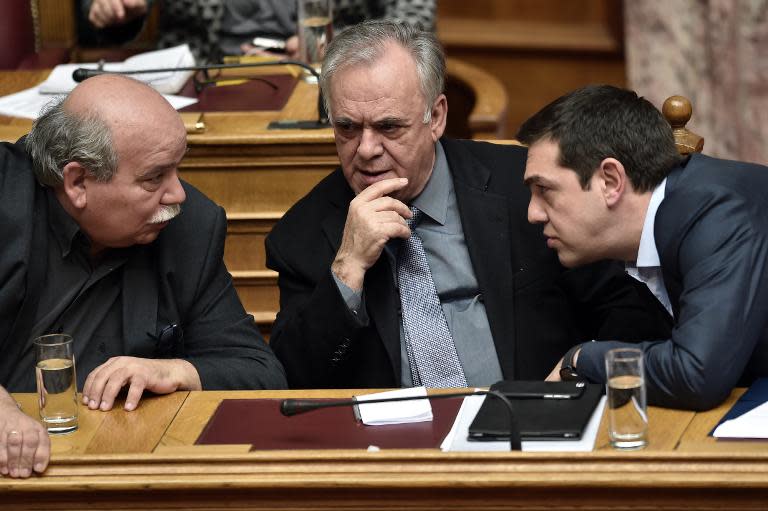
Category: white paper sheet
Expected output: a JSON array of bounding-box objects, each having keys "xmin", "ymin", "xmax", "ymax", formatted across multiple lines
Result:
[
  {"xmin": 0, "ymin": 86, "xmax": 63, "ymax": 119},
  {"xmin": 354, "ymin": 386, "xmax": 433, "ymax": 425},
  {"xmin": 38, "ymin": 44, "xmax": 196, "ymax": 95},
  {"xmin": 713, "ymin": 400, "xmax": 768, "ymax": 439},
  {"xmin": 440, "ymin": 395, "xmax": 607, "ymax": 452},
  {"xmin": 0, "ymin": 85, "xmax": 197, "ymax": 120}
]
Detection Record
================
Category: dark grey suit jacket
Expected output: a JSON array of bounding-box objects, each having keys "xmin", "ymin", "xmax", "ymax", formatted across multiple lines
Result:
[
  {"xmin": 266, "ymin": 138, "xmax": 671, "ymax": 388},
  {"xmin": 578, "ymin": 154, "xmax": 768, "ymax": 410},
  {"xmin": 0, "ymin": 139, "xmax": 287, "ymax": 392}
]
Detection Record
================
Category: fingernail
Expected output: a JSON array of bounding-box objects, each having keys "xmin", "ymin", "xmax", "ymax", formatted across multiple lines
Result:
[
  {"xmin": 89, "ymin": 399, "xmax": 97, "ymax": 408},
  {"xmin": 20, "ymin": 468, "xmax": 30, "ymax": 478},
  {"xmin": 34, "ymin": 463, "xmax": 44, "ymax": 473},
  {"xmin": 10, "ymin": 468, "xmax": 17, "ymax": 477},
  {"xmin": 125, "ymin": 402, "xmax": 135, "ymax": 411},
  {"xmin": 82, "ymin": 395, "xmax": 89, "ymax": 404},
  {"xmin": 100, "ymin": 401, "xmax": 108, "ymax": 411}
]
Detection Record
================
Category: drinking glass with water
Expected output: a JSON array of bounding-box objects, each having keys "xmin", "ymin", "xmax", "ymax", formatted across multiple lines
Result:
[
  {"xmin": 605, "ymin": 348, "xmax": 647, "ymax": 449},
  {"xmin": 34, "ymin": 333, "xmax": 78, "ymax": 434},
  {"xmin": 298, "ymin": 0, "xmax": 333, "ymax": 73}
]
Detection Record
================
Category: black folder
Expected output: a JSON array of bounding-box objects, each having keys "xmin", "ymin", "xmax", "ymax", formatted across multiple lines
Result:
[{"xmin": 468, "ymin": 380, "xmax": 604, "ymax": 440}]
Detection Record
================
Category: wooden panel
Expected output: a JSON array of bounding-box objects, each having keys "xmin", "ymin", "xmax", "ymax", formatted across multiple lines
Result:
[
  {"xmin": 232, "ymin": 270, "xmax": 279, "ymax": 318},
  {"xmin": 437, "ymin": 0, "xmax": 625, "ymax": 137},
  {"xmin": 35, "ymin": 0, "xmax": 76, "ymax": 49},
  {"xmin": 181, "ymin": 163, "xmax": 333, "ymax": 215},
  {"xmin": 445, "ymin": 58, "xmax": 508, "ymax": 139},
  {"xmin": 224, "ymin": 215, "xmax": 279, "ymax": 272}
]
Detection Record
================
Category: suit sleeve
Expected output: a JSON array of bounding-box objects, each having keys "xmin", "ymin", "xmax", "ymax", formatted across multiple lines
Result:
[
  {"xmin": 265, "ymin": 233, "xmax": 375, "ymax": 388},
  {"xmin": 180, "ymin": 206, "xmax": 287, "ymax": 390},
  {"xmin": 577, "ymin": 189, "xmax": 768, "ymax": 410}
]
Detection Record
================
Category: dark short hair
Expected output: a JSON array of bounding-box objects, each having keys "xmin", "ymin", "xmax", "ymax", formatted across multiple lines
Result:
[{"xmin": 516, "ymin": 85, "xmax": 681, "ymax": 192}]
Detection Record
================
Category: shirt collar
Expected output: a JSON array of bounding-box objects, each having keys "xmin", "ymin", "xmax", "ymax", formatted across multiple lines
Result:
[
  {"xmin": 411, "ymin": 140, "xmax": 449, "ymax": 226},
  {"xmin": 634, "ymin": 177, "xmax": 667, "ymax": 268},
  {"xmin": 46, "ymin": 188, "xmax": 84, "ymax": 258}
]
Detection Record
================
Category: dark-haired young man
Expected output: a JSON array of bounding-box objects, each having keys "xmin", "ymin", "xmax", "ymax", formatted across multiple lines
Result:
[{"xmin": 519, "ymin": 84, "xmax": 768, "ymax": 410}]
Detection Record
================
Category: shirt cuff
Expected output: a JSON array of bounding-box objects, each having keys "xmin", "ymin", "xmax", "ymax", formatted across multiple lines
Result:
[{"xmin": 331, "ymin": 270, "xmax": 369, "ymax": 325}]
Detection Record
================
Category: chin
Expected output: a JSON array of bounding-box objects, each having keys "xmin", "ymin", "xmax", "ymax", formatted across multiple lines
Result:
[{"xmin": 556, "ymin": 251, "xmax": 591, "ymax": 269}]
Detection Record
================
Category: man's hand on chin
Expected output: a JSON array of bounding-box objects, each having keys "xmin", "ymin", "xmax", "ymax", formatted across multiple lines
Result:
[
  {"xmin": 332, "ymin": 177, "xmax": 411, "ymax": 290},
  {"xmin": 81, "ymin": 357, "xmax": 201, "ymax": 412}
]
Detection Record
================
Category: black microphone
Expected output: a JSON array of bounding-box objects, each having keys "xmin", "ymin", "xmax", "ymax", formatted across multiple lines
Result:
[
  {"xmin": 72, "ymin": 59, "xmax": 330, "ymax": 129},
  {"xmin": 280, "ymin": 389, "xmax": 522, "ymax": 451}
]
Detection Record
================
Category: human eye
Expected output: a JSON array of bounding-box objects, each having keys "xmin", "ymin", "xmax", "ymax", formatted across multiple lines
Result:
[
  {"xmin": 376, "ymin": 120, "xmax": 403, "ymax": 135},
  {"xmin": 141, "ymin": 172, "xmax": 165, "ymax": 191},
  {"xmin": 334, "ymin": 120, "xmax": 358, "ymax": 136}
]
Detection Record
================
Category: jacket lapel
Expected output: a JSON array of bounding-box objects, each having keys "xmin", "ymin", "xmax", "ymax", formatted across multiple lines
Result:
[{"xmin": 442, "ymin": 140, "xmax": 518, "ymax": 378}]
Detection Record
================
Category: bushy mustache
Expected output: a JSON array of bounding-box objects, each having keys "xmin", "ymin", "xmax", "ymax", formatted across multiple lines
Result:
[{"xmin": 148, "ymin": 203, "xmax": 182, "ymax": 224}]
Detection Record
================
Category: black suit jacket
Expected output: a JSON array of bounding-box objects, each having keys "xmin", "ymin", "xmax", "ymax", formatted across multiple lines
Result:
[
  {"xmin": 266, "ymin": 138, "xmax": 671, "ymax": 388},
  {"xmin": 578, "ymin": 154, "xmax": 768, "ymax": 410},
  {"xmin": 0, "ymin": 139, "xmax": 286, "ymax": 392}
]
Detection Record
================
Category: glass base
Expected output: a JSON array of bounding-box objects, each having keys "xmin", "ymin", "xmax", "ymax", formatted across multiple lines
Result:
[
  {"xmin": 43, "ymin": 416, "xmax": 78, "ymax": 435},
  {"xmin": 610, "ymin": 436, "xmax": 647, "ymax": 450}
]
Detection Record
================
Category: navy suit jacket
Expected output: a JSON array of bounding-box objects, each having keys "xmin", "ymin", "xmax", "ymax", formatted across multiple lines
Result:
[
  {"xmin": 578, "ymin": 154, "xmax": 768, "ymax": 410},
  {"xmin": 0, "ymin": 139, "xmax": 287, "ymax": 392},
  {"xmin": 266, "ymin": 138, "xmax": 671, "ymax": 388}
]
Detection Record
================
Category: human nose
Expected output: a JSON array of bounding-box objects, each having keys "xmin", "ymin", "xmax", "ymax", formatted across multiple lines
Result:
[
  {"xmin": 527, "ymin": 196, "xmax": 547, "ymax": 224},
  {"xmin": 163, "ymin": 171, "xmax": 186, "ymax": 205},
  {"xmin": 357, "ymin": 128, "xmax": 384, "ymax": 160}
]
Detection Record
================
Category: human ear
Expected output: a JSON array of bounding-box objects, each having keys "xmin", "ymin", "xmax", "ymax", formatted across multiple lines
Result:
[
  {"xmin": 61, "ymin": 162, "xmax": 88, "ymax": 210},
  {"xmin": 598, "ymin": 158, "xmax": 627, "ymax": 208},
  {"xmin": 429, "ymin": 94, "xmax": 447, "ymax": 141}
]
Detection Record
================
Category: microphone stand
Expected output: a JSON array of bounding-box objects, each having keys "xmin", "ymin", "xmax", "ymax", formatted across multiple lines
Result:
[
  {"xmin": 72, "ymin": 59, "xmax": 330, "ymax": 129},
  {"xmin": 280, "ymin": 389, "xmax": 522, "ymax": 451}
]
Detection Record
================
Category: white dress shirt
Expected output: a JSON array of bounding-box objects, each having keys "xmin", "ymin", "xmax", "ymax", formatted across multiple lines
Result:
[{"xmin": 624, "ymin": 178, "xmax": 674, "ymax": 317}]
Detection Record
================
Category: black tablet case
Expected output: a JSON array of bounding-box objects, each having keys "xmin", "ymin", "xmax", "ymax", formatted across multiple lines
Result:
[{"xmin": 468, "ymin": 381, "xmax": 604, "ymax": 440}]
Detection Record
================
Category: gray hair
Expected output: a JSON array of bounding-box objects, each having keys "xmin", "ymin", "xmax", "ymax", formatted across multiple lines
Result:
[
  {"xmin": 319, "ymin": 19, "xmax": 445, "ymax": 123},
  {"xmin": 25, "ymin": 98, "xmax": 118, "ymax": 187}
]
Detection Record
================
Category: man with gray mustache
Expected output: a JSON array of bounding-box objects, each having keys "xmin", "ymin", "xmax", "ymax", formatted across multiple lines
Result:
[{"xmin": 0, "ymin": 75, "xmax": 286, "ymax": 479}]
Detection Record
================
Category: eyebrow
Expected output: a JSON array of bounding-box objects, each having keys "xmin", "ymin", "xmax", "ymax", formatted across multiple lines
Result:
[
  {"xmin": 523, "ymin": 175, "xmax": 556, "ymax": 188},
  {"xmin": 333, "ymin": 116, "xmax": 409, "ymax": 127},
  {"xmin": 138, "ymin": 147, "xmax": 188, "ymax": 179}
]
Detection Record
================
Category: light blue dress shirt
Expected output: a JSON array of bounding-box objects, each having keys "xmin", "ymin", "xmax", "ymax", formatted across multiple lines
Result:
[{"xmin": 333, "ymin": 141, "xmax": 503, "ymax": 386}]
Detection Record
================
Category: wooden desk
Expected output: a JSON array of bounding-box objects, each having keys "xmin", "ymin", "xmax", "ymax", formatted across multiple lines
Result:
[{"xmin": 3, "ymin": 389, "xmax": 768, "ymax": 510}]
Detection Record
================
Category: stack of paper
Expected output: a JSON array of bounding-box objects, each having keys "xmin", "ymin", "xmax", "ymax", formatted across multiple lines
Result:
[
  {"xmin": 354, "ymin": 387, "xmax": 433, "ymax": 425},
  {"xmin": 38, "ymin": 44, "xmax": 196, "ymax": 95}
]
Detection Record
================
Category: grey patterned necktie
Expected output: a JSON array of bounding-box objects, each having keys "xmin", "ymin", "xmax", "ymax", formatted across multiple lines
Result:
[{"xmin": 397, "ymin": 206, "xmax": 468, "ymax": 387}]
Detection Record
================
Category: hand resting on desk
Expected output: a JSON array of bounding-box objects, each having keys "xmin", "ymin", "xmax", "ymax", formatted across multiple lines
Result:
[
  {"xmin": 0, "ymin": 387, "xmax": 50, "ymax": 478},
  {"xmin": 82, "ymin": 357, "xmax": 201, "ymax": 412}
]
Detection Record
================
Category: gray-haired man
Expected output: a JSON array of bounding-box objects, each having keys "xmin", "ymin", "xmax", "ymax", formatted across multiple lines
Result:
[
  {"xmin": 0, "ymin": 74, "xmax": 286, "ymax": 478},
  {"xmin": 265, "ymin": 20, "xmax": 670, "ymax": 390}
]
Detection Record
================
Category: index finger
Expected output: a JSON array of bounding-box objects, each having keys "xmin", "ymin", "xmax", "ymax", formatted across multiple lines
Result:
[{"xmin": 356, "ymin": 177, "xmax": 408, "ymax": 201}]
